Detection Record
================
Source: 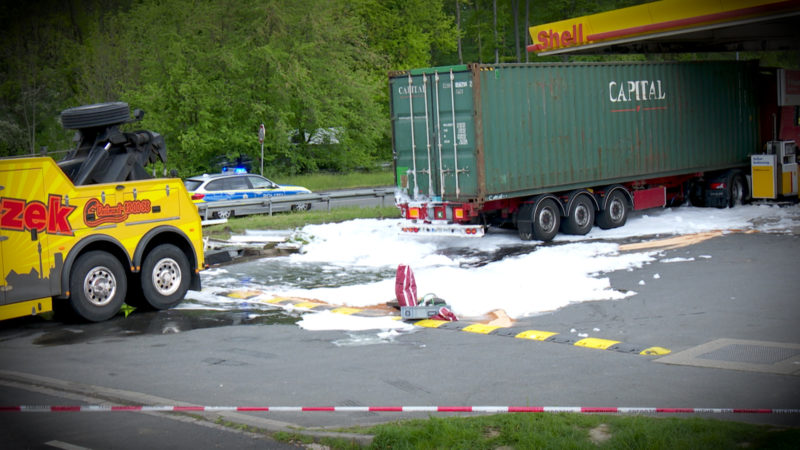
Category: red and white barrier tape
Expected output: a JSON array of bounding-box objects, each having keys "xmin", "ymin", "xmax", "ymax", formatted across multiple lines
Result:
[{"xmin": 1, "ymin": 406, "xmax": 798, "ymax": 414}]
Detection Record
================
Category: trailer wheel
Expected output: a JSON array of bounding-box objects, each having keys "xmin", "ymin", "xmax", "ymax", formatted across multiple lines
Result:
[
  {"xmin": 531, "ymin": 198, "xmax": 561, "ymax": 241},
  {"xmin": 728, "ymin": 172, "xmax": 749, "ymax": 207},
  {"xmin": 69, "ymin": 250, "xmax": 127, "ymax": 322},
  {"xmin": 562, "ymin": 194, "xmax": 594, "ymax": 235},
  {"xmin": 596, "ymin": 190, "xmax": 629, "ymax": 230},
  {"xmin": 140, "ymin": 244, "xmax": 190, "ymax": 310}
]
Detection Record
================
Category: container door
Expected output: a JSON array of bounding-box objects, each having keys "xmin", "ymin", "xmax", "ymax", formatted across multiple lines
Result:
[
  {"xmin": 391, "ymin": 72, "xmax": 437, "ymax": 200},
  {"xmin": 429, "ymin": 69, "xmax": 477, "ymax": 200},
  {"xmin": 390, "ymin": 67, "xmax": 477, "ymax": 202}
]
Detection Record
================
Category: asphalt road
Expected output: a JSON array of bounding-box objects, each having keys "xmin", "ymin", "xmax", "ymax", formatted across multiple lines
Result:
[{"xmin": 1, "ymin": 231, "xmax": 798, "ymax": 447}]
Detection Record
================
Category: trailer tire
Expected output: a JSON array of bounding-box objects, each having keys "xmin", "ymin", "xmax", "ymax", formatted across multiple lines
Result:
[
  {"xmin": 596, "ymin": 190, "xmax": 629, "ymax": 230},
  {"xmin": 728, "ymin": 172, "xmax": 749, "ymax": 207},
  {"xmin": 562, "ymin": 194, "xmax": 595, "ymax": 235},
  {"xmin": 69, "ymin": 250, "xmax": 127, "ymax": 322},
  {"xmin": 531, "ymin": 198, "xmax": 561, "ymax": 241},
  {"xmin": 60, "ymin": 102, "xmax": 131, "ymax": 130},
  {"xmin": 140, "ymin": 244, "xmax": 191, "ymax": 310}
]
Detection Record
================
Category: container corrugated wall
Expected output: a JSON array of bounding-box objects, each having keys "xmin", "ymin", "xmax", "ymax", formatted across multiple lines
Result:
[{"xmin": 391, "ymin": 61, "xmax": 759, "ymax": 203}]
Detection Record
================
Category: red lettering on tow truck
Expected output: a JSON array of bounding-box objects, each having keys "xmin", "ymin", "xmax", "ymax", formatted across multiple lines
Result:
[
  {"xmin": 0, "ymin": 195, "xmax": 76, "ymax": 235},
  {"xmin": 84, "ymin": 198, "xmax": 152, "ymax": 227}
]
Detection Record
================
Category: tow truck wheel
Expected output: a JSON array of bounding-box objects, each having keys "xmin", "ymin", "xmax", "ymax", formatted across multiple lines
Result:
[
  {"xmin": 69, "ymin": 251, "xmax": 127, "ymax": 322},
  {"xmin": 141, "ymin": 244, "xmax": 190, "ymax": 310},
  {"xmin": 561, "ymin": 194, "xmax": 594, "ymax": 235}
]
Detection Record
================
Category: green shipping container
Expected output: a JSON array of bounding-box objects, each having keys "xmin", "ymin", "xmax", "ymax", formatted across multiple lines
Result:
[{"xmin": 389, "ymin": 61, "xmax": 758, "ymax": 205}]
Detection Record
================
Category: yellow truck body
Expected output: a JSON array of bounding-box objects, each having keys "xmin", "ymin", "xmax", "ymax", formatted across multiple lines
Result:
[{"xmin": 0, "ymin": 156, "xmax": 204, "ymax": 322}]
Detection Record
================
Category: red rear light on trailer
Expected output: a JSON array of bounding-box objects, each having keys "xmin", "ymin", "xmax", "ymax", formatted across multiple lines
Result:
[{"xmin": 710, "ymin": 182, "xmax": 727, "ymax": 190}]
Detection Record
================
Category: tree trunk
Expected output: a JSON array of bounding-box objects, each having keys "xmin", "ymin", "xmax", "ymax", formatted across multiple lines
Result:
[
  {"xmin": 476, "ymin": 0, "xmax": 483, "ymax": 64},
  {"xmin": 525, "ymin": 0, "xmax": 530, "ymax": 62},
  {"xmin": 456, "ymin": 0, "xmax": 463, "ymax": 64},
  {"xmin": 493, "ymin": 0, "xmax": 498, "ymax": 64},
  {"xmin": 513, "ymin": 0, "xmax": 520, "ymax": 63}
]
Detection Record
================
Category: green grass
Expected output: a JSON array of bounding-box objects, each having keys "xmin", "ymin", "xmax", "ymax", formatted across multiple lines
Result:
[
  {"xmin": 291, "ymin": 413, "xmax": 799, "ymax": 449},
  {"xmin": 276, "ymin": 170, "xmax": 394, "ymax": 191},
  {"xmin": 203, "ymin": 206, "xmax": 400, "ymax": 238}
]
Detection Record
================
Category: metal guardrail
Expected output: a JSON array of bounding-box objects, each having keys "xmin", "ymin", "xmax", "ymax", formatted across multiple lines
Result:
[{"xmin": 196, "ymin": 187, "xmax": 396, "ymax": 220}]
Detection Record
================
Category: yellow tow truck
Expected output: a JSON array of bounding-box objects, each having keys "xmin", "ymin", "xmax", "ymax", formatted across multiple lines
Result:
[{"xmin": 0, "ymin": 102, "xmax": 204, "ymax": 322}]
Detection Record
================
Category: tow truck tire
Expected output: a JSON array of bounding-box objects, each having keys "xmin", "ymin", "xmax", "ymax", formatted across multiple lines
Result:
[
  {"xmin": 140, "ymin": 244, "xmax": 190, "ymax": 310},
  {"xmin": 69, "ymin": 251, "xmax": 127, "ymax": 322},
  {"xmin": 596, "ymin": 190, "xmax": 629, "ymax": 230},
  {"xmin": 531, "ymin": 198, "xmax": 561, "ymax": 242},
  {"xmin": 61, "ymin": 102, "xmax": 131, "ymax": 129},
  {"xmin": 561, "ymin": 194, "xmax": 594, "ymax": 235}
]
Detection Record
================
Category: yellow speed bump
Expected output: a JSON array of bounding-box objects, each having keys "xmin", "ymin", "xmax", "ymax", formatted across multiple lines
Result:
[
  {"xmin": 640, "ymin": 346, "xmax": 671, "ymax": 356},
  {"xmin": 264, "ymin": 297, "xmax": 290, "ymax": 304},
  {"xmin": 226, "ymin": 290, "xmax": 264, "ymax": 299},
  {"xmin": 330, "ymin": 307, "xmax": 363, "ymax": 315},
  {"xmin": 574, "ymin": 338, "xmax": 621, "ymax": 350},
  {"xmin": 415, "ymin": 319, "xmax": 449, "ymax": 328},
  {"xmin": 515, "ymin": 330, "xmax": 558, "ymax": 341},
  {"xmin": 292, "ymin": 301, "xmax": 324, "ymax": 309},
  {"xmin": 462, "ymin": 324, "xmax": 501, "ymax": 334}
]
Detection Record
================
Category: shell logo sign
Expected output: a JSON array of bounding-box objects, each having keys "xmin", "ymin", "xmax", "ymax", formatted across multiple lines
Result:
[{"xmin": 528, "ymin": 0, "xmax": 799, "ymax": 54}]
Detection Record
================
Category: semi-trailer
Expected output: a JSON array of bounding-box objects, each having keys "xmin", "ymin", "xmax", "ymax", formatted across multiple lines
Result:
[{"xmin": 390, "ymin": 61, "xmax": 799, "ymax": 240}]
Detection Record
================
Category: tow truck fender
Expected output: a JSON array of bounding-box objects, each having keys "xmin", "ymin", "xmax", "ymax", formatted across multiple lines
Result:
[
  {"xmin": 132, "ymin": 225, "xmax": 202, "ymax": 291},
  {"xmin": 59, "ymin": 235, "xmax": 131, "ymax": 298}
]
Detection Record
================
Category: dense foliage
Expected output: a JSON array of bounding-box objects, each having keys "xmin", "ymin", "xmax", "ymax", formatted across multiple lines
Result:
[{"xmin": 0, "ymin": 0, "xmax": 794, "ymax": 176}]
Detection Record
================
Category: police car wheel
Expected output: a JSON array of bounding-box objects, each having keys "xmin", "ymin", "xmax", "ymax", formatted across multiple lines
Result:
[
  {"xmin": 291, "ymin": 203, "xmax": 312, "ymax": 212},
  {"xmin": 214, "ymin": 209, "xmax": 232, "ymax": 220},
  {"xmin": 141, "ymin": 244, "xmax": 190, "ymax": 310},
  {"xmin": 69, "ymin": 250, "xmax": 127, "ymax": 322}
]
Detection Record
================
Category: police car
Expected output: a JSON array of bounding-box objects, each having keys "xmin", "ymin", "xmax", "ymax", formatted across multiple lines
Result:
[{"xmin": 184, "ymin": 169, "xmax": 312, "ymax": 219}]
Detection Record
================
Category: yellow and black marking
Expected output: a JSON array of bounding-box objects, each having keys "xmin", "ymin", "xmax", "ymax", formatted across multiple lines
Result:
[
  {"xmin": 416, "ymin": 319, "xmax": 670, "ymax": 356},
  {"xmin": 222, "ymin": 290, "xmax": 670, "ymax": 356}
]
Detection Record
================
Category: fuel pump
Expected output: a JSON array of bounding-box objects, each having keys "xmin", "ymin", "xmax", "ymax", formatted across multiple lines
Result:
[{"xmin": 752, "ymin": 140, "xmax": 798, "ymax": 199}]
